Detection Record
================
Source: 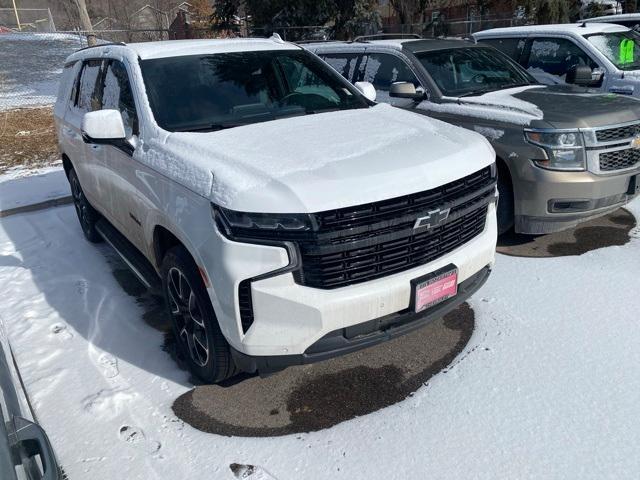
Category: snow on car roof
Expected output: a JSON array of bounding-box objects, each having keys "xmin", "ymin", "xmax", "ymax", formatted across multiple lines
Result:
[
  {"xmin": 474, "ymin": 22, "xmax": 629, "ymax": 38},
  {"xmin": 69, "ymin": 38, "xmax": 300, "ymax": 62},
  {"xmin": 585, "ymin": 13, "xmax": 640, "ymax": 22}
]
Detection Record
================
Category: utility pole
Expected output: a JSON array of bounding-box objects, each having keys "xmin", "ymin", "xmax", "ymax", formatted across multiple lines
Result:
[
  {"xmin": 74, "ymin": 0, "xmax": 97, "ymax": 46},
  {"xmin": 11, "ymin": 0, "xmax": 21, "ymax": 31}
]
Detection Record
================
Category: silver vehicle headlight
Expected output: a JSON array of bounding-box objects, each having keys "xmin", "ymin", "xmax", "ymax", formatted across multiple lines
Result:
[{"xmin": 524, "ymin": 129, "xmax": 586, "ymax": 171}]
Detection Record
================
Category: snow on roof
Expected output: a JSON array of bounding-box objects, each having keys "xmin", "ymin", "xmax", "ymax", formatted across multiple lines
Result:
[
  {"xmin": 474, "ymin": 22, "xmax": 629, "ymax": 38},
  {"xmin": 585, "ymin": 13, "xmax": 640, "ymax": 22},
  {"xmin": 70, "ymin": 38, "xmax": 300, "ymax": 62},
  {"xmin": 129, "ymin": 38, "xmax": 300, "ymax": 59}
]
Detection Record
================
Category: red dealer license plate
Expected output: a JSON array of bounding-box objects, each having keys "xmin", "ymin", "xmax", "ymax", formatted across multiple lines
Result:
[{"xmin": 411, "ymin": 265, "xmax": 458, "ymax": 313}]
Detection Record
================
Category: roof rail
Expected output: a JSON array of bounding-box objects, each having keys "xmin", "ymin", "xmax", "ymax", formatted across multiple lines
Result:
[
  {"xmin": 76, "ymin": 41, "xmax": 126, "ymax": 52},
  {"xmin": 353, "ymin": 33, "xmax": 422, "ymax": 43},
  {"xmin": 295, "ymin": 39, "xmax": 343, "ymax": 45}
]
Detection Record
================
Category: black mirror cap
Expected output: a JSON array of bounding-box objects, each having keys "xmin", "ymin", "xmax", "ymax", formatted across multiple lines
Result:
[
  {"xmin": 389, "ymin": 82, "xmax": 424, "ymax": 100},
  {"xmin": 566, "ymin": 64, "xmax": 595, "ymax": 86}
]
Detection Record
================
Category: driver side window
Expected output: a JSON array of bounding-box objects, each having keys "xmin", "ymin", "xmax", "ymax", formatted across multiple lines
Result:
[
  {"xmin": 526, "ymin": 38, "xmax": 598, "ymax": 84},
  {"xmin": 362, "ymin": 53, "xmax": 420, "ymax": 92},
  {"xmin": 102, "ymin": 60, "xmax": 139, "ymax": 137}
]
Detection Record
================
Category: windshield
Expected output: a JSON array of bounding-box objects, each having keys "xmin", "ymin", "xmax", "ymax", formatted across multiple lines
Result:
[
  {"xmin": 586, "ymin": 31, "xmax": 640, "ymax": 70},
  {"xmin": 415, "ymin": 47, "xmax": 535, "ymax": 97},
  {"xmin": 140, "ymin": 50, "xmax": 369, "ymax": 132}
]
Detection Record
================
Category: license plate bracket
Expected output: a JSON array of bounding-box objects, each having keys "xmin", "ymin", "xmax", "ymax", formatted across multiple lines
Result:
[{"xmin": 410, "ymin": 264, "xmax": 458, "ymax": 314}]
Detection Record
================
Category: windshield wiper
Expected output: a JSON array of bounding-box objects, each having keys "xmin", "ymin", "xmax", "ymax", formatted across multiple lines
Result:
[{"xmin": 171, "ymin": 123, "xmax": 245, "ymax": 133}]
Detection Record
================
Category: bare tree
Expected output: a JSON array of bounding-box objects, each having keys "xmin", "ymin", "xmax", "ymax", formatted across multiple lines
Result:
[{"xmin": 74, "ymin": 0, "xmax": 97, "ymax": 45}]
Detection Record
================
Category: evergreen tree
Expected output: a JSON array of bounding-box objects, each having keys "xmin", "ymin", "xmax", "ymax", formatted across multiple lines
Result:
[{"xmin": 211, "ymin": 0, "xmax": 241, "ymax": 34}]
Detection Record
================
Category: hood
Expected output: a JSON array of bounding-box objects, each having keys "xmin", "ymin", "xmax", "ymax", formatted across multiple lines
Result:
[
  {"xmin": 142, "ymin": 104, "xmax": 495, "ymax": 213},
  {"xmin": 451, "ymin": 84, "xmax": 640, "ymax": 129},
  {"xmin": 508, "ymin": 84, "xmax": 640, "ymax": 129}
]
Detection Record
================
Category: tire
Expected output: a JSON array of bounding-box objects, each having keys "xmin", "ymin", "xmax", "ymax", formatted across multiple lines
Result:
[
  {"xmin": 68, "ymin": 168, "xmax": 102, "ymax": 243},
  {"xmin": 497, "ymin": 172, "xmax": 515, "ymax": 236},
  {"xmin": 161, "ymin": 246, "xmax": 237, "ymax": 383}
]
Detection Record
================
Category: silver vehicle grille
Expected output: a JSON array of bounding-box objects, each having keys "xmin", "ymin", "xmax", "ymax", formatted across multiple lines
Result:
[
  {"xmin": 599, "ymin": 149, "xmax": 640, "ymax": 172},
  {"xmin": 596, "ymin": 124, "xmax": 640, "ymax": 143},
  {"xmin": 585, "ymin": 121, "xmax": 640, "ymax": 174}
]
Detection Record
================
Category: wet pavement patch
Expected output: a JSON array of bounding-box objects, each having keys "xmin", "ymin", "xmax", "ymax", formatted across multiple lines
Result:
[
  {"xmin": 497, "ymin": 208, "xmax": 636, "ymax": 258},
  {"xmin": 172, "ymin": 303, "xmax": 475, "ymax": 437}
]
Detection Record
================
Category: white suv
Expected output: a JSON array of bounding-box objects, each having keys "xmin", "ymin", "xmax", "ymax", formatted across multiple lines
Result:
[{"xmin": 54, "ymin": 37, "xmax": 498, "ymax": 383}]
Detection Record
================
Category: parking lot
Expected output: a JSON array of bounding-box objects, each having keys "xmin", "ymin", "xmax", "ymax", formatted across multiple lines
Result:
[{"xmin": 1, "ymin": 191, "xmax": 639, "ymax": 479}]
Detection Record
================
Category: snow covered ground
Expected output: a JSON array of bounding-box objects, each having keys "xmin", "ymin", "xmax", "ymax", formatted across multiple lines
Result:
[
  {"xmin": 0, "ymin": 33, "xmax": 83, "ymax": 111},
  {"xmin": 0, "ymin": 184, "xmax": 639, "ymax": 478},
  {"xmin": 0, "ymin": 164, "xmax": 69, "ymax": 214}
]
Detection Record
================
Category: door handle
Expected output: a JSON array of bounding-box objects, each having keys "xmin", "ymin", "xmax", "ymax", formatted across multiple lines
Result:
[{"xmin": 10, "ymin": 416, "xmax": 59, "ymax": 480}]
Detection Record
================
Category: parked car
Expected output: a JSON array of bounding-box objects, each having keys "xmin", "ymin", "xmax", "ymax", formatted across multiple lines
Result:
[
  {"xmin": 304, "ymin": 37, "xmax": 640, "ymax": 235},
  {"xmin": 54, "ymin": 37, "xmax": 498, "ymax": 383},
  {"xmin": 585, "ymin": 13, "xmax": 640, "ymax": 31},
  {"xmin": 0, "ymin": 316, "xmax": 61, "ymax": 479},
  {"xmin": 580, "ymin": 0, "xmax": 623, "ymax": 18},
  {"xmin": 473, "ymin": 23, "xmax": 640, "ymax": 96}
]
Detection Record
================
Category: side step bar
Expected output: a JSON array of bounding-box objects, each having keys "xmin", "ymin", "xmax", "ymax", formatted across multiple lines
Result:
[{"xmin": 95, "ymin": 218, "xmax": 162, "ymax": 294}]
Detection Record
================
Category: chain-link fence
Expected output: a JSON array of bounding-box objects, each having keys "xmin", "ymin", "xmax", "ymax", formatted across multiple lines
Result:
[{"xmin": 0, "ymin": 13, "xmax": 524, "ymax": 112}]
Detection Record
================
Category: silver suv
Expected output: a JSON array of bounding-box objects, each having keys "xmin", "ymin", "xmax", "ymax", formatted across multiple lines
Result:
[{"xmin": 306, "ymin": 37, "xmax": 640, "ymax": 234}]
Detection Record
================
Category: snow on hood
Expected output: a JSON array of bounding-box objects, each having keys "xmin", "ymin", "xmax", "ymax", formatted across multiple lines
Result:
[
  {"xmin": 140, "ymin": 103, "xmax": 495, "ymax": 213},
  {"xmin": 418, "ymin": 85, "xmax": 545, "ymax": 126}
]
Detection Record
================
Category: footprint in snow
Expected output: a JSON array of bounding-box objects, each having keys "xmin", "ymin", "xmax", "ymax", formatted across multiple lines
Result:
[
  {"xmin": 98, "ymin": 353, "xmax": 119, "ymax": 379},
  {"xmin": 49, "ymin": 323, "xmax": 73, "ymax": 340},
  {"xmin": 75, "ymin": 279, "xmax": 88, "ymax": 295},
  {"xmin": 229, "ymin": 464, "xmax": 277, "ymax": 480},
  {"xmin": 119, "ymin": 426, "xmax": 161, "ymax": 454}
]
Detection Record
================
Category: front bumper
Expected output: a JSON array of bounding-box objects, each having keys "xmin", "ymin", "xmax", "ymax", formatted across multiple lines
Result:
[
  {"xmin": 231, "ymin": 265, "xmax": 491, "ymax": 374},
  {"xmin": 513, "ymin": 162, "xmax": 639, "ymax": 234},
  {"xmin": 220, "ymin": 203, "xmax": 497, "ymax": 358}
]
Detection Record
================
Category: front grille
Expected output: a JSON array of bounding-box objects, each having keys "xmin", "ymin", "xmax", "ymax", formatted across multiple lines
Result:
[
  {"xmin": 295, "ymin": 166, "xmax": 495, "ymax": 289},
  {"xmin": 596, "ymin": 124, "xmax": 640, "ymax": 143},
  {"xmin": 599, "ymin": 148, "xmax": 640, "ymax": 172}
]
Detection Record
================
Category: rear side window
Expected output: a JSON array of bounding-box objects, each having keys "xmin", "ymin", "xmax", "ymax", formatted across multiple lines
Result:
[
  {"xmin": 527, "ymin": 38, "xmax": 598, "ymax": 81},
  {"xmin": 76, "ymin": 59, "xmax": 104, "ymax": 112},
  {"xmin": 102, "ymin": 60, "xmax": 139, "ymax": 136},
  {"xmin": 362, "ymin": 53, "xmax": 420, "ymax": 91},
  {"xmin": 321, "ymin": 53, "xmax": 362, "ymax": 81},
  {"xmin": 480, "ymin": 38, "xmax": 525, "ymax": 62}
]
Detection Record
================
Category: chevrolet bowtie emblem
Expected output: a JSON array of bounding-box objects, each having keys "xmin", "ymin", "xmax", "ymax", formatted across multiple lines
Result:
[
  {"xmin": 632, "ymin": 135, "xmax": 640, "ymax": 150},
  {"xmin": 414, "ymin": 208, "xmax": 451, "ymax": 230}
]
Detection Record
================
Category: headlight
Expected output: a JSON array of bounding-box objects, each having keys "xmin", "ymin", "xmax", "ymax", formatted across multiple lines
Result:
[
  {"xmin": 524, "ymin": 129, "xmax": 586, "ymax": 171},
  {"xmin": 213, "ymin": 205, "xmax": 313, "ymax": 238}
]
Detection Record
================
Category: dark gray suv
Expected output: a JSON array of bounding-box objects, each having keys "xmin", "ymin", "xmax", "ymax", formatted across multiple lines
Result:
[{"xmin": 305, "ymin": 37, "xmax": 640, "ymax": 234}]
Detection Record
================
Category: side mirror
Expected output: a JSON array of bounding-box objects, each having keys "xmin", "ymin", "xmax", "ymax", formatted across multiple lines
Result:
[
  {"xmin": 566, "ymin": 65, "xmax": 597, "ymax": 87},
  {"xmin": 82, "ymin": 110, "xmax": 126, "ymax": 144},
  {"xmin": 389, "ymin": 82, "xmax": 425, "ymax": 100},
  {"xmin": 354, "ymin": 81, "xmax": 377, "ymax": 102}
]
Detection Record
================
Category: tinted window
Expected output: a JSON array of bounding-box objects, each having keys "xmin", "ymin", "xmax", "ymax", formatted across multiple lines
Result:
[
  {"xmin": 416, "ymin": 47, "xmax": 533, "ymax": 97},
  {"xmin": 362, "ymin": 53, "xmax": 420, "ymax": 91},
  {"xmin": 527, "ymin": 38, "xmax": 598, "ymax": 82},
  {"xmin": 140, "ymin": 50, "xmax": 369, "ymax": 132},
  {"xmin": 102, "ymin": 60, "xmax": 138, "ymax": 136},
  {"xmin": 321, "ymin": 53, "xmax": 362, "ymax": 81},
  {"xmin": 480, "ymin": 38, "xmax": 526, "ymax": 62},
  {"xmin": 587, "ymin": 31, "xmax": 640, "ymax": 70},
  {"xmin": 76, "ymin": 60, "xmax": 103, "ymax": 112}
]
